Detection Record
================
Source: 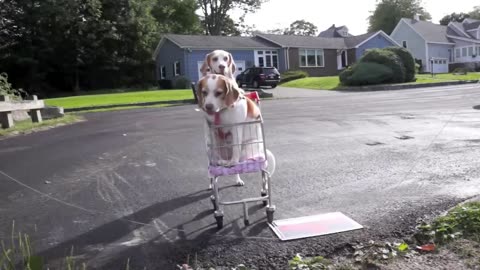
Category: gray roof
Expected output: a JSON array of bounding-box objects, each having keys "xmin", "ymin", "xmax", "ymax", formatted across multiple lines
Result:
[
  {"xmin": 344, "ymin": 32, "xmax": 377, "ymax": 48},
  {"xmin": 318, "ymin": 25, "xmax": 353, "ymax": 38},
  {"xmin": 163, "ymin": 34, "xmax": 277, "ymax": 49},
  {"xmin": 257, "ymin": 33, "xmax": 347, "ymax": 49},
  {"xmin": 464, "ymin": 21, "xmax": 480, "ymax": 31},
  {"xmin": 402, "ymin": 18, "xmax": 451, "ymax": 43}
]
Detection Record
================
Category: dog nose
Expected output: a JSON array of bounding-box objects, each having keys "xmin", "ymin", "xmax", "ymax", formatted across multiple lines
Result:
[
  {"xmin": 205, "ymin": 104, "xmax": 214, "ymax": 111},
  {"xmin": 219, "ymin": 64, "xmax": 225, "ymax": 69}
]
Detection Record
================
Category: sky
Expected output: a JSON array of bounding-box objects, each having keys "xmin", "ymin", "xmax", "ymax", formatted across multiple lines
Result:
[{"xmin": 234, "ymin": 0, "xmax": 478, "ymax": 35}]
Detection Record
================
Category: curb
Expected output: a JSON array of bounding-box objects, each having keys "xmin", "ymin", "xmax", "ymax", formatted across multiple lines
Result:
[
  {"xmin": 64, "ymin": 99, "xmax": 196, "ymax": 112},
  {"xmin": 336, "ymin": 80, "xmax": 479, "ymax": 92}
]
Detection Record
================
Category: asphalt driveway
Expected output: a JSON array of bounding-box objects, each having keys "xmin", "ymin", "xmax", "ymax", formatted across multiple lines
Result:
[{"xmin": 1, "ymin": 84, "xmax": 480, "ymax": 269}]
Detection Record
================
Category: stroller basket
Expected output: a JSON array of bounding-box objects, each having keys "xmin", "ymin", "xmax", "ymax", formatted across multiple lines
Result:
[{"xmin": 205, "ymin": 119, "xmax": 268, "ymax": 177}]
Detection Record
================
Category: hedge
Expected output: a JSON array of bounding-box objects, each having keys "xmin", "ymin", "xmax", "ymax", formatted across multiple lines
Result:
[
  {"xmin": 280, "ymin": 70, "xmax": 309, "ymax": 84},
  {"xmin": 384, "ymin": 47, "xmax": 416, "ymax": 82},
  {"xmin": 339, "ymin": 62, "xmax": 394, "ymax": 86},
  {"xmin": 360, "ymin": 49, "xmax": 406, "ymax": 83}
]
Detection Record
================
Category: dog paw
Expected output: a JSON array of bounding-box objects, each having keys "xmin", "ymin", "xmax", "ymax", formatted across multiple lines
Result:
[
  {"xmin": 236, "ymin": 179, "xmax": 245, "ymax": 186},
  {"xmin": 217, "ymin": 159, "xmax": 237, "ymax": 167}
]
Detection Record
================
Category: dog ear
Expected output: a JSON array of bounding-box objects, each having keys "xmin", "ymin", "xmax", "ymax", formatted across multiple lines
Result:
[
  {"xmin": 222, "ymin": 76, "xmax": 240, "ymax": 107},
  {"xmin": 200, "ymin": 53, "xmax": 212, "ymax": 77},
  {"xmin": 196, "ymin": 78, "xmax": 205, "ymax": 108},
  {"xmin": 228, "ymin": 53, "xmax": 237, "ymax": 78}
]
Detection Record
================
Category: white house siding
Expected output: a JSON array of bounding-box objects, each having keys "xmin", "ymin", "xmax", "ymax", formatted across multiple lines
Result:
[{"xmin": 391, "ymin": 20, "xmax": 428, "ymax": 71}]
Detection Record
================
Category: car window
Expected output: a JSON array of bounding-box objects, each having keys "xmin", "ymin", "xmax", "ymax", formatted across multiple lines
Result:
[
  {"xmin": 243, "ymin": 69, "xmax": 250, "ymax": 75},
  {"xmin": 263, "ymin": 68, "xmax": 280, "ymax": 75}
]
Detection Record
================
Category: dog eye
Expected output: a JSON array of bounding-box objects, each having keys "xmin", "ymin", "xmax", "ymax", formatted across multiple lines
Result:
[
  {"xmin": 212, "ymin": 57, "xmax": 218, "ymax": 62},
  {"xmin": 214, "ymin": 92, "xmax": 222, "ymax": 97},
  {"xmin": 202, "ymin": 91, "xmax": 208, "ymax": 96},
  {"xmin": 223, "ymin": 57, "xmax": 228, "ymax": 61}
]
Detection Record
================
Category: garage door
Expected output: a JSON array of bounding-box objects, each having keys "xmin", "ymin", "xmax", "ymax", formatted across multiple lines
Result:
[
  {"xmin": 197, "ymin": 60, "xmax": 246, "ymax": 81},
  {"xmin": 432, "ymin": 58, "xmax": 448, "ymax": 74}
]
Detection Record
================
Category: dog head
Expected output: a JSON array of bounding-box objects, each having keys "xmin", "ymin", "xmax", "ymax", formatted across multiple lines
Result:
[
  {"xmin": 196, "ymin": 74, "xmax": 240, "ymax": 115},
  {"xmin": 199, "ymin": 50, "xmax": 237, "ymax": 79}
]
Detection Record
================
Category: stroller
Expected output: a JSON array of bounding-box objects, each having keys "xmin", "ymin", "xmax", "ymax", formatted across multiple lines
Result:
[{"xmin": 203, "ymin": 91, "xmax": 276, "ymax": 229}]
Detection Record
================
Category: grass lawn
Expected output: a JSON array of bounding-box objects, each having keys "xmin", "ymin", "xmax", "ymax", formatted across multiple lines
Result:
[
  {"xmin": 0, "ymin": 115, "xmax": 83, "ymax": 137},
  {"xmin": 282, "ymin": 76, "xmax": 340, "ymax": 90},
  {"xmin": 281, "ymin": 72, "xmax": 480, "ymax": 90},
  {"xmin": 45, "ymin": 89, "xmax": 193, "ymax": 109}
]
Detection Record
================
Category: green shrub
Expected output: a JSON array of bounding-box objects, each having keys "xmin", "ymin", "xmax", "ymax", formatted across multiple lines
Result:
[
  {"xmin": 384, "ymin": 47, "xmax": 416, "ymax": 82},
  {"xmin": 173, "ymin": 76, "xmax": 191, "ymax": 89},
  {"xmin": 280, "ymin": 70, "xmax": 309, "ymax": 84},
  {"xmin": 360, "ymin": 49, "xmax": 406, "ymax": 83},
  {"xmin": 0, "ymin": 73, "xmax": 24, "ymax": 99},
  {"xmin": 339, "ymin": 65, "xmax": 355, "ymax": 85},
  {"xmin": 339, "ymin": 62, "xmax": 394, "ymax": 86},
  {"xmin": 453, "ymin": 67, "xmax": 469, "ymax": 74}
]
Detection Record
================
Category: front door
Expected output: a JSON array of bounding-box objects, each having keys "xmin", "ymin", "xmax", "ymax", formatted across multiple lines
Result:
[{"xmin": 337, "ymin": 50, "xmax": 348, "ymax": 70}]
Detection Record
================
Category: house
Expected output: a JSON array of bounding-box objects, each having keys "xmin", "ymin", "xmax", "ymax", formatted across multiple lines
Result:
[
  {"xmin": 153, "ymin": 29, "xmax": 399, "ymax": 85},
  {"xmin": 391, "ymin": 16, "xmax": 480, "ymax": 73},
  {"xmin": 254, "ymin": 31, "xmax": 400, "ymax": 76},
  {"xmin": 318, "ymin": 24, "xmax": 353, "ymax": 38},
  {"xmin": 152, "ymin": 34, "xmax": 282, "ymax": 86}
]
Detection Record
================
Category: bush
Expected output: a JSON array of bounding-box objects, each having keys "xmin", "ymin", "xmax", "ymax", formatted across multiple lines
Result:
[
  {"xmin": 339, "ymin": 65, "xmax": 355, "ymax": 85},
  {"xmin": 415, "ymin": 59, "xmax": 423, "ymax": 74},
  {"xmin": 384, "ymin": 47, "xmax": 416, "ymax": 82},
  {"xmin": 0, "ymin": 73, "xmax": 24, "ymax": 99},
  {"xmin": 280, "ymin": 70, "xmax": 309, "ymax": 84},
  {"xmin": 339, "ymin": 62, "xmax": 394, "ymax": 86},
  {"xmin": 453, "ymin": 67, "xmax": 468, "ymax": 75},
  {"xmin": 173, "ymin": 76, "xmax": 191, "ymax": 89},
  {"xmin": 360, "ymin": 49, "xmax": 406, "ymax": 83}
]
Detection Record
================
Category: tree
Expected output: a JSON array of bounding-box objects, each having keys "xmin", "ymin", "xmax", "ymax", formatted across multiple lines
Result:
[
  {"xmin": 439, "ymin": 12, "xmax": 470, "ymax": 25},
  {"xmin": 198, "ymin": 0, "xmax": 268, "ymax": 35},
  {"xmin": 152, "ymin": 0, "xmax": 202, "ymax": 34},
  {"xmin": 368, "ymin": 0, "xmax": 431, "ymax": 34},
  {"xmin": 284, "ymin": 20, "xmax": 318, "ymax": 36},
  {"xmin": 469, "ymin": 6, "xmax": 480, "ymax": 20}
]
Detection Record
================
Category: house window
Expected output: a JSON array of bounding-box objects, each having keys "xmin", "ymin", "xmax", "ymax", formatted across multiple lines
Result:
[
  {"xmin": 462, "ymin": 47, "xmax": 467, "ymax": 57},
  {"xmin": 160, "ymin": 66, "xmax": 166, "ymax": 79},
  {"xmin": 255, "ymin": 50, "xmax": 278, "ymax": 68},
  {"xmin": 468, "ymin": 46, "xmax": 474, "ymax": 56},
  {"xmin": 174, "ymin": 61, "xmax": 180, "ymax": 76},
  {"xmin": 299, "ymin": 49, "xmax": 324, "ymax": 67},
  {"xmin": 455, "ymin": 48, "xmax": 461, "ymax": 59},
  {"xmin": 402, "ymin": 41, "xmax": 408, "ymax": 48}
]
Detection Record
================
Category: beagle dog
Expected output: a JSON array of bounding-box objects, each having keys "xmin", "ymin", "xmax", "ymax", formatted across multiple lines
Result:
[
  {"xmin": 197, "ymin": 74, "xmax": 275, "ymax": 187},
  {"xmin": 199, "ymin": 50, "xmax": 242, "ymax": 91}
]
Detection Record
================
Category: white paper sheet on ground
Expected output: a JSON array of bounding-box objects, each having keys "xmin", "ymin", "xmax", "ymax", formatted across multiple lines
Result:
[{"xmin": 269, "ymin": 212, "xmax": 363, "ymax": 241}]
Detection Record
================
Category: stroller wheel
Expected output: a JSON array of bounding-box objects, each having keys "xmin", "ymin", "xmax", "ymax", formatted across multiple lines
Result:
[
  {"xmin": 215, "ymin": 216, "xmax": 224, "ymax": 229},
  {"xmin": 244, "ymin": 219, "xmax": 250, "ymax": 226}
]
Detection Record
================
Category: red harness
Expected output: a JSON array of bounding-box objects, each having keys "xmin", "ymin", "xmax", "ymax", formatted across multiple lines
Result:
[{"xmin": 214, "ymin": 91, "xmax": 260, "ymax": 140}]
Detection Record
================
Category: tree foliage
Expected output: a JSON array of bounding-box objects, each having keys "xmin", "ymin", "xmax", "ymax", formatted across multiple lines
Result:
[
  {"xmin": 469, "ymin": 6, "xmax": 480, "ymax": 20},
  {"xmin": 368, "ymin": 0, "xmax": 431, "ymax": 34},
  {"xmin": 284, "ymin": 20, "xmax": 318, "ymax": 36},
  {"xmin": 439, "ymin": 12, "xmax": 470, "ymax": 25},
  {"xmin": 0, "ymin": 0, "xmax": 202, "ymax": 95},
  {"xmin": 198, "ymin": 0, "xmax": 267, "ymax": 35}
]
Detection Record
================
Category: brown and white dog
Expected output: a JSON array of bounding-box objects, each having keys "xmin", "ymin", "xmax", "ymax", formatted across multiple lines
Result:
[
  {"xmin": 197, "ymin": 74, "xmax": 275, "ymax": 188},
  {"xmin": 199, "ymin": 50, "xmax": 242, "ymax": 91}
]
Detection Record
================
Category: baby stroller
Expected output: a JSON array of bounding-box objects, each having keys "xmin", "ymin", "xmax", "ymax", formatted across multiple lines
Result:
[{"xmin": 204, "ymin": 91, "xmax": 275, "ymax": 229}]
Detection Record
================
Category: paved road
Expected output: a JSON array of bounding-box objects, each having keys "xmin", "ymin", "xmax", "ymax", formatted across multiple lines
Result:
[{"xmin": 2, "ymin": 84, "xmax": 480, "ymax": 269}]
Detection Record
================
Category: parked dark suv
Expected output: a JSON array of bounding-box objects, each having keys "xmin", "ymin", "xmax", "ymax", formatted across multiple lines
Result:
[{"xmin": 236, "ymin": 67, "xmax": 281, "ymax": 89}]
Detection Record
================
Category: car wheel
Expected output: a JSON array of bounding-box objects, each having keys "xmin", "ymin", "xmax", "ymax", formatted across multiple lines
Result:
[{"xmin": 253, "ymin": 80, "xmax": 259, "ymax": 89}]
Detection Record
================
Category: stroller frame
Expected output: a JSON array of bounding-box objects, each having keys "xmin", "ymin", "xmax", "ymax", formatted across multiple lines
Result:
[{"xmin": 204, "ymin": 93, "xmax": 275, "ymax": 229}]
